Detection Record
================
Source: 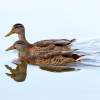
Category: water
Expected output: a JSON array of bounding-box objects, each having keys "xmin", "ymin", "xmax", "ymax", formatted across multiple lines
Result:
[{"xmin": 0, "ymin": 0, "xmax": 100, "ymax": 100}]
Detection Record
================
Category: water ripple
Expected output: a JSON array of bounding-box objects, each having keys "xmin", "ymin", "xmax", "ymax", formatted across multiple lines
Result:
[{"xmin": 74, "ymin": 38, "xmax": 100, "ymax": 68}]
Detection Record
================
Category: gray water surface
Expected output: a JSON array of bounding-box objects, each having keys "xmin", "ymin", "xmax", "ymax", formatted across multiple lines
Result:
[{"xmin": 0, "ymin": 0, "xmax": 100, "ymax": 100}]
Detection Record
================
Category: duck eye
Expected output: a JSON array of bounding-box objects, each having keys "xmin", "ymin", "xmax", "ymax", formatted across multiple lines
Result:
[
  {"xmin": 18, "ymin": 42, "xmax": 25, "ymax": 45},
  {"xmin": 15, "ymin": 41, "xmax": 24, "ymax": 45},
  {"xmin": 17, "ymin": 43, "xmax": 22, "ymax": 45}
]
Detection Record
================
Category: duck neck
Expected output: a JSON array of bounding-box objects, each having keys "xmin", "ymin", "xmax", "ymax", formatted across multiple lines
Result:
[{"xmin": 18, "ymin": 29, "xmax": 28, "ymax": 43}]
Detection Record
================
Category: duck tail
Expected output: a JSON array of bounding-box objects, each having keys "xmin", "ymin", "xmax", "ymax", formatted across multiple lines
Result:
[
  {"xmin": 66, "ymin": 38, "xmax": 76, "ymax": 45},
  {"xmin": 75, "ymin": 54, "xmax": 85, "ymax": 61},
  {"xmin": 61, "ymin": 49, "xmax": 78, "ymax": 55},
  {"xmin": 70, "ymin": 38, "xmax": 76, "ymax": 43}
]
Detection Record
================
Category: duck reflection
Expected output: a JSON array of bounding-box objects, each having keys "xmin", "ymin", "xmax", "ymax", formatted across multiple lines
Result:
[
  {"xmin": 5, "ymin": 40, "xmax": 83, "ymax": 82},
  {"xmin": 5, "ymin": 61, "xmax": 27, "ymax": 82},
  {"xmin": 5, "ymin": 61, "xmax": 79, "ymax": 82},
  {"xmin": 40, "ymin": 65, "xmax": 79, "ymax": 72}
]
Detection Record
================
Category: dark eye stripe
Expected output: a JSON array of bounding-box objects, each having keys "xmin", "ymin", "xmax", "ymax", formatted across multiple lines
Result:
[
  {"xmin": 15, "ymin": 41, "xmax": 25, "ymax": 45},
  {"xmin": 14, "ymin": 24, "xmax": 24, "ymax": 28},
  {"xmin": 14, "ymin": 26, "xmax": 22, "ymax": 28}
]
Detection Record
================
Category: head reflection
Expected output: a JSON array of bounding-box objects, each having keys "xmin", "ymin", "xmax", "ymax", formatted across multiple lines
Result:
[
  {"xmin": 5, "ymin": 61, "xmax": 79, "ymax": 82},
  {"xmin": 5, "ymin": 61, "xmax": 27, "ymax": 82}
]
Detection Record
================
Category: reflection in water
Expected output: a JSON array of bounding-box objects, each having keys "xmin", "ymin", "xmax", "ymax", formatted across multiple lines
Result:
[
  {"xmin": 40, "ymin": 65, "xmax": 79, "ymax": 72},
  {"xmin": 5, "ymin": 61, "xmax": 27, "ymax": 82},
  {"xmin": 5, "ymin": 61, "xmax": 79, "ymax": 82},
  {"xmin": 4, "ymin": 35, "xmax": 100, "ymax": 82},
  {"xmin": 5, "ymin": 38, "xmax": 100, "ymax": 82},
  {"xmin": 5, "ymin": 39, "xmax": 83, "ymax": 82}
]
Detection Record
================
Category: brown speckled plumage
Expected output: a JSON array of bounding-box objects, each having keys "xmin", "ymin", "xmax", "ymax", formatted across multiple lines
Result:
[
  {"xmin": 6, "ymin": 41, "xmax": 81, "ymax": 66},
  {"xmin": 5, "ymin": 23, "xmax": 76, "ymax": 52}
]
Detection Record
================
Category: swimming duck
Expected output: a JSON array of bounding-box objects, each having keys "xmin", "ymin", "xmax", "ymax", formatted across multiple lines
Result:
[
  {"xmin": 5, "ymin": 40, "xmax": 82, "ymax": 82},
  {"xmin": 6, "ymin": 40, "xmax": 82, "ymax": 66},
  {"xmin": 5, "ymin": 23, "xmax": 76, "ymax": 51}
]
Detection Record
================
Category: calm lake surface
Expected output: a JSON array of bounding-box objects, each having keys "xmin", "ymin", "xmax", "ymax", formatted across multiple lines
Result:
[{"xmin": 0, "ymin": 0, "xmax": 99, "ymax": 100}]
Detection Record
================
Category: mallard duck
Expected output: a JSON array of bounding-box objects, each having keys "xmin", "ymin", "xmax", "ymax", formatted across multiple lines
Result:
[
  {"xmin": 6, "ymin": 41, "xmax": 82, "ymax": 66},
  {"xmin": 5, "ymin": 23, "xmax": 76, "ymax": 51},
  {"xmin": 5, "ymin": 40, "xmax": 82, "ymax": 82}
]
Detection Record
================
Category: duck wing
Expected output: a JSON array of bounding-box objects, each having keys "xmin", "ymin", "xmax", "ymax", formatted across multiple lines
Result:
[
  {"xmin": 32, "ymin": 49, "xmax": 78, "ymax": 59},
  {"xmin": 33, "ymin": 39, "xmax": 76, "ymax": 47}
]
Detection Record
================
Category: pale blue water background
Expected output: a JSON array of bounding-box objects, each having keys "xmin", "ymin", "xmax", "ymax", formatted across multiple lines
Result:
[{"xmin": 0, "ymin": 0, "xmax": 100, "ymax": 100}]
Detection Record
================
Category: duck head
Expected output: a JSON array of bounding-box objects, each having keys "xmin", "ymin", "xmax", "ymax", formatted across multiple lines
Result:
[
  {"xmin": 5, "ymin": 23, "xmax": 25, "ymax": 37},
  {"xmin": 6, "ymin": 40, "xmax": 29, "ymax": 61},
  {"xmin": 6, "ymin": 40, "xmax": 27, "ymax": 51},
  {"xmin": 5, "ymin": 41, "xmax": 28, "ymax": 82},
  {"xmin": 5, "ymin": 23, "xmax": 28, "ymax": 42}
]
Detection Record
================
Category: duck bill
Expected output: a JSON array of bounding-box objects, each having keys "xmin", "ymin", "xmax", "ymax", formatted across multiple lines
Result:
[
  {"xmin": 5, "ymin": 45, "xmax": 15, "ymax": 51},
  {"xmin": 5, "ymin": 31, "xmax": 15, "ymax": 37}
]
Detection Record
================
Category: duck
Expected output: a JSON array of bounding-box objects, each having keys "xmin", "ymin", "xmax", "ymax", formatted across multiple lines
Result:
[
  {"xmin": 6, "ymin": 40, "xmax": 82, "ymax": 66},
  {"xmin": 5, "ymin": 40, "xmax": 82, "ymax": 82},
  {"xmin": 5, "ymin": 23, "xmax": 76, "ymax": 52}
]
